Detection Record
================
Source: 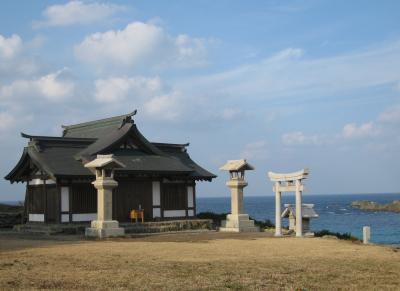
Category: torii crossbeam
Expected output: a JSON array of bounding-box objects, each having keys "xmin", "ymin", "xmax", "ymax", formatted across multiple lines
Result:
[{"xmin": 268, "ymin": 169, "xmax": 309, "ymax": 237}]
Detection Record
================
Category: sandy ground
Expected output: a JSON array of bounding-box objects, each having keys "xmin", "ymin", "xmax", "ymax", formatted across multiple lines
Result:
[{"xmin": 0, "ymin": 231, "xmax": 399, "ymax": 290}]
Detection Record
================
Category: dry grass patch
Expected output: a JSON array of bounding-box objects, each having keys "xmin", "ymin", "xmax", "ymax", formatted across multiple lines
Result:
[{"xmin": 0, "ymin": 232, "xmax": 399, "ymax": 290}]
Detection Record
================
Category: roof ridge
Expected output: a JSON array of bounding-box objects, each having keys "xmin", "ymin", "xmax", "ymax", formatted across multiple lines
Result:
[
  {"xmin": 21, "ymin": 132, "xmax": 97, "ymax": 142},
  {"xmin": 61, "ymin": 110, "xmax": 137, "ymax": 130},
  {"xmin": 74, "ymin": 123, "xmax": 166, "ymax": 160},
  {"xmin": 151, "ymin": 142, "xmax": 190, "ymax": 148}
]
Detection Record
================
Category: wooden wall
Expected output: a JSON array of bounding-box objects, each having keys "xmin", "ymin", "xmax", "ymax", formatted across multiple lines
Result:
[
  {"xmin": 113, "ymin": 179, "xmax": 153, "ymax": 222},
  {"xmin": 27, "ymin": 185, "xmax": 45, "ymax": 214},
  {"xmin": 26, "ymin": 184, "xmax": 60, "ymax": 223},
  {"xmin": 71, "ymin": 183, "xmax": 97, "ymax": 214},
  {"xmin": 25, "ymin": 177, "xmax": 197, "ymax": 223},
  {"xmin": 45, "ymin": 185, "xmax": 59, "ymax": 223},
  {"xmin": 162, "ymin": 183, "xmax": 187, "ymax": 210}
]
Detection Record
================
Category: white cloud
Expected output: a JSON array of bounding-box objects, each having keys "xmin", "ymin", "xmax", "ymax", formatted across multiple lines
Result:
[
  {"xmin": 281, "ymin": 104, "xmax": 399, "ymax": 149},
  {"xmin": 0, "ymin": 34, "xmax": 22, "ymax": 60},
  {"xmin": 221, "ymin": 108, "xmax": 242, "ymax": 120},
  {"xmin": 75, "ymin": 21, "xmax": 208, "ymax": 71},
  {"xmin": 342, "ymin": 122, "xmax": 380, "ymax": 139},
  {"xmin": 378, "ymin": 105, "xmax": 400, "ymax": 123},
  {"xmin": 0, "ymin": 112, "xmax": 15, "ymax": 132},
  {"xmin": 282, "ymin": 131, "xmax": 323, "ymax": 146},
  {"xmin": 184, "ymin": 42, "xmax": 400, "ymax": 103},
  {"xmin": 0, "ymin": 34, "xmax": 45, "ymax": 79},
  {"xmin": 0, "ymin": 69, "xmax": 75, "ymax": 102},
  {"xmin": 267, "ymin": 47, "xmax": 304, "ymax": 63},
  {"xmin": 94, "ymin": 76, "xmax": 163, "ymax": 103},
  {"xmin": 143, "ymin": 91, "xmax": 183, "ymax": 121},
  {"xmin": 0, "ymin": 108, "xmax": 35, "ymax": 136},
  {"xmin": 240, "ymin": 141, "xmax": 268, "ymax": 160},
  {"xmin": 94, "ymin": 75, "xmax": 184, "ymax": 121},
  {"xmin": 34, "ymin": 1, "xmax": 124, "ymax": 28},
  {"xmin": 174, "ymin": 34, "xmax": 208, "ymax": 67}
]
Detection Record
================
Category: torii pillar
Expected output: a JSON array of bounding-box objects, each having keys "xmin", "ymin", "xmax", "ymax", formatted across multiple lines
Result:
[{"xmin": 268, "ymin": 169, "xmax": 309, "ymax": 237}]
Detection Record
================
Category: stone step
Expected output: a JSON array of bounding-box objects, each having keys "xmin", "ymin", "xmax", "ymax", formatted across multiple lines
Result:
[
  {"xmin": 219, "ymin": 226, "xmax": 260, "ymax": 232},
  {"xmin": 222, "ymin": 219, "xmax": 256, "ymax": 228},
  {"xmin": 14, "ymin": 224, "xmax": 85, "ymax": 235},
  {"xmin": 12, "ymin": 219, "xmax": 213, "ymax": 236},
  {"xmin": 123, "ymin": 219, "xmax": 212, "ymax": 234}
]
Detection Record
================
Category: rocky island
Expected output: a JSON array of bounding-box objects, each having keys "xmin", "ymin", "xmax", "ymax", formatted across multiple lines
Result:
[{"xmin": 351, "ymin": 200, "xmax": 400, "ymax": 213}]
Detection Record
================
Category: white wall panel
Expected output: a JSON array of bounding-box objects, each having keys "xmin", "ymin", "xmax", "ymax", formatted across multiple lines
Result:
[
  {"xmin": 61, "ymin": 214, "xmax": 70, "ymax": 223},
  {"xmin": 187, "ymin": 186, "xmax": 194, "ymax": 208},
  {"xmin": 29, "ymin": 214, "xmax": 44, "ymax": 222},
  {"xmin": 28, "ymin": 179, "xmax": 56, "ymax": 185},
  {"xmin": 72, "ymin": 213, "xmax": 96, "ymax": 222},
  {"xmin": 61, "ymin": 187, "xmax": 69, "ymax": 212},
  {"xmin": 153, "ymin": 208, "xmax": 161, "ymax": 218},
  {"xmin": 152, "ymin": 181, "xmax": 160, "ymax": 206}
]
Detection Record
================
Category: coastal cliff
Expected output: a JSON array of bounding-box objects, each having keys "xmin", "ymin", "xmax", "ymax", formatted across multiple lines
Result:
[{"xmin": 351, "ymin": 200, "xmax": 400, "ymax": 213}]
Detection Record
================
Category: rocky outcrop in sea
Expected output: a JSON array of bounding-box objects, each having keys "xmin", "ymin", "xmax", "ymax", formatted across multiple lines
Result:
[{"xmin": 351, "ymin": 200, "xmax": 400, "ymax": 213}]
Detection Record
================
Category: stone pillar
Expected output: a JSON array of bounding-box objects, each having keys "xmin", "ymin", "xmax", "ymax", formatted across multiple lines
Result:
[
  {"xmin": 94, "ymin": 179, "xmax": 115, "ymax": 221},
  {"xmin": 228, "ymin": 179, "xmax": 245, "ymax": 215},
  {"xmin": 275, "ymin": 182, "xmax": 282, "ymax": 236},
  {"xmin": 219, "ymin": 179, "xmax": 259, "ymax": 232},
  {"xmin": 363, "ymin": 226, "xmax": 371, "ymax": 244},
  {"xmin": 295, "ymin": 179, "xmax": 303, "ymax": 237},
  {"xmin": 85, "ymin": 178, "xmax": 125, "ymax": 238}
]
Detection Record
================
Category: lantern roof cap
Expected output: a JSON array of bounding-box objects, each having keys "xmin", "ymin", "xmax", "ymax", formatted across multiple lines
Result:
[
  {"xmin": 220, "ymin": 159, "xmax": 254, "ymax": 172},
  {"xmin": 84, "ymin": 154, "xmax": 125, "ymax": 169}
]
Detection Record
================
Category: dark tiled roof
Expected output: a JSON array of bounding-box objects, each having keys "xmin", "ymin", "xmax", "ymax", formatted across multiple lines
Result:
[
  {"xmin": 113, "ymin": 149, "xmax": 193, "ymax": 173},
  {"xmin": 5, "ymin": 112, "xmax": 216, "ymax": 182},
  {"xmin": 28, "ymin": 145, "xmax": 93, "ymax": 177},
  {"xmin": 62, "ymin": 111, "xmax": 136, "ymax": 138},
  {"xmin": 154, "ymin": 144, "xmax": 216, "ymax": 180},
  {"xmin": 4, "ymin": 143, "xmax": 93, "ymax": 182},
  {"xmin": 76, "ymin": 123, "xmax": 164, "ymax": 159}
]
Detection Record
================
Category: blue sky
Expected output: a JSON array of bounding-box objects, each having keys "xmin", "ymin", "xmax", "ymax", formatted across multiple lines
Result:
[{"xmin": 0, "ymin": 0, "xmax": 400, "ymax": 200}]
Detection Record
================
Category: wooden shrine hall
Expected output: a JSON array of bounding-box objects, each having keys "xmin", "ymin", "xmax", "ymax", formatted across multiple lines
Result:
[{"xmin": 5, "ymin": 111, "xmax": 216, "ymax": 224}]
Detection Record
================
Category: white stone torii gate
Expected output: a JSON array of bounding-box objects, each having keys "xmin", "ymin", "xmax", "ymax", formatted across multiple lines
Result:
[{"xmin": 268, "ymin": 169, "xmax": 309, "ymax": 237}]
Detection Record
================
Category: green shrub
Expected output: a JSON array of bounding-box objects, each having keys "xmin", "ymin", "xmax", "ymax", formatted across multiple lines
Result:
[
  {"xmin": 196, "ymin": 212, "xmax": 228, "ymax": 226},
  {"xmin": 251, "ymin": 218, "xmax": 274, "ymax": 229},
  {"xmin": 314, "ymin": 229, "xmax": 359, "ymax": 241},
  {"xmin": 196, "ymin": 212, "xmax": 275, "ymax": 229}
]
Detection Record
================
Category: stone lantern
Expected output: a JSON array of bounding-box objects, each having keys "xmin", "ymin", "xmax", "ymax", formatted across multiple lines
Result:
[
  {"xmin": 84, "ymin": 154, "xmax": 125, "ymax": 238},
  {"xmin": 219, "ymin": 159, "xmax": 259, "ymax": 232}
]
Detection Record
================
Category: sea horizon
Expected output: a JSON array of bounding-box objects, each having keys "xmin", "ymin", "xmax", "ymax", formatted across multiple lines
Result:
[
  {"xmin": 198, "ymin": 192, "xmax": 400, "ymax": 198},
  {"xmin": 2, "ymin": 192, "xmax": 400, "ymax": 204},
  {"xmin": 2, "ymin": 193, "xmax": 399, "ymax": 245},
  {"xmin": 197, "ymin": 193, "xmax": 400, "ymax": 246}
]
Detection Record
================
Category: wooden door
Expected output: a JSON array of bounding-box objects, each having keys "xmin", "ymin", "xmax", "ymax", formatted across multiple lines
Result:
[
  {"xmin": 27, "ymin": 185, "xmax": 45, "ymax": 214},
  {"xmin": 162, "ymin": 183, "xmax": 187, "ymax": 210},
  {"xmin": 113, "ymin": 180, "xmax": 152, "ymax": 222},
  {"xmin": 45, "ymin": 185, "xmax": 59, "ymax": 223}
]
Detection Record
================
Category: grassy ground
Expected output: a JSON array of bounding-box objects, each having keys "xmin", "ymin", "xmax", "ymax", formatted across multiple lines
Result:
[{"xmin": 0, "ymin": 231, "xmax": 399, "ymax": 290}]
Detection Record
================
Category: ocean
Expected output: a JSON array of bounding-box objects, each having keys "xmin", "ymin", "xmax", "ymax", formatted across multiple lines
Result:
[{"xmin": 197, "ymin": 193, "xmax": 400, "ymax": 246}]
